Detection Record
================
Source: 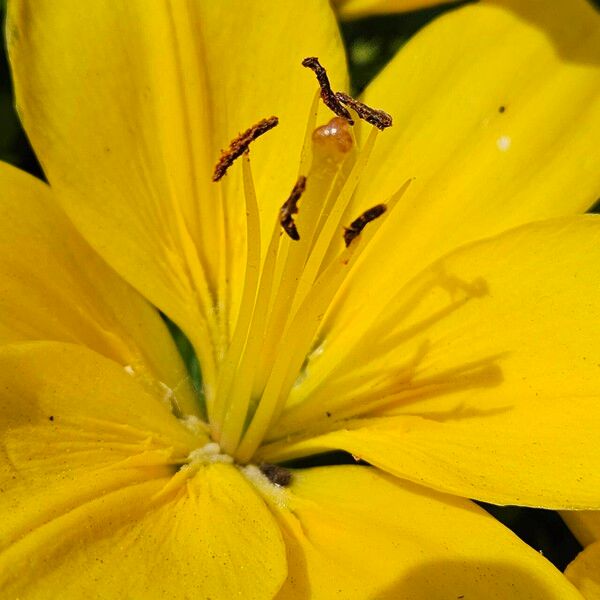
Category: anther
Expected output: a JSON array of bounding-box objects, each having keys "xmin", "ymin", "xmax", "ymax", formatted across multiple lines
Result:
[
  {"xmin": 302, "ymin": 57, "xmax": 354, "ymax": 125},
  {"xmin": 259, "ymin": 462, "xmax": 293, "ymax": 487},
  {"xmin": 335, "ymin": 92, "xmax": 393, "ymax": 130},
  {"xmin": 344, "ymin": 203, "xmax": 387, "ymax": 246},
  {"xmin": 280, "ymin": 175, "xmax": 307, "ymax": 241},
  {"xmin": 212, "ymin": 116, "xmax": 279, "ymax": 181}
]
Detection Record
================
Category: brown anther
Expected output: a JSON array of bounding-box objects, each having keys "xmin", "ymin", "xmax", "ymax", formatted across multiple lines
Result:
[
  {"xmin": 344, "ymin": 203, "xmax": 387, "ymax": 247},
  {"xmin": 302, "ymin": 57, "xmax": 354, "ymax": 125},
  {"xmin": 260, "ymin": 463, "xmax": 292, "ymax": 487},
  {"xmin": 280, "ymin": 175, "xmax": 307, "ymax": 241},
  {"xmin": 212, "ymin": 116, "xmax": 279, "ymax": 181},
  {"xmin": 335, "ymin": 92, "xmax": 393, "ymax": 131}
]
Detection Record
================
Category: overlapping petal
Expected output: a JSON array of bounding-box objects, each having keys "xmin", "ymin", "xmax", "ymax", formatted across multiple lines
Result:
[
  {"xmin": 333, "ymin": 0, "xmax": 460, "ymax": 19},
  {"xmin": 562, "ymin": 510, "xmax": 600, "ymax": 599},
  {"xmin": 566, "ymin": 542, "xmax": 600, "ymax": 600},
  {"xmin": 325, "ymin": 0, "xmax": 600, "ymax": 350},
  {"xmin": 263, "ymin": 217, "xmax": 600, "ymax": 508},
  {"xmin": 563, "ymin": 512, "xmax": 600, "ymax": 547},
  {"xmin": 259, "ymin": 465, "xmax": 583, "ymax": 599},
  {"xmin": 6, "ymin": 0, "xmax": 347, "ymax": 389},
  {"xmin": 0, "ymin": 343, "xmax": 285, "ymax": 599},
  {"xmin": 0, "ymin": 161, "xmax": 198, "ymax": 415}
]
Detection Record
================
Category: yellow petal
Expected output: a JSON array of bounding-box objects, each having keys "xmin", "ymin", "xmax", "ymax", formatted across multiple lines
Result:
[
  {"xmin": 7, "ymin": 0, "xmax": 347, "ymax": 390},
  {"xmin": 326, "ymin": 0, "xmax": 600, "ymax": 353},
  {"xmin": 264, "ymin": 218, "xmax": 600, "ymax": 508},
  {"xmin": 0, "ymin": 162, "xmax": 199, "ymax": 416},
  {"xmin": 333, "ymin": 0, "xmax": 460, "ymax": 19},
  {"xmin": 1, "ymin": 465, "xmax": 286, "ymax": 599},
  {"xmin": 562, "ymin": 512, "xmax": 600, "ymax": 547},
  {"xmin": 252, "ymin": 465, "xmax": 582, "ymax": 599},
  {"xmin": 0, "ymin": 343, "xmax": 285, "ymax": 598},
  {"xmin": 0, "ymin": 342, "xmax": 201, "ymax": 558},
  {"xmin": 566, "ymin": 542, "xmax": 600, "ymax": 600}
]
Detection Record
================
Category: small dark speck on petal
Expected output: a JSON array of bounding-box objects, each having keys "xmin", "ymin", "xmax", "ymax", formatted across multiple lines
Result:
[
  {"xmin": 48, "ymin": 415, "xmax": 54, "ymax": 421},
  {"xmin": 498, "ymin": 106, "xmax": 506, "ymax": 113}
]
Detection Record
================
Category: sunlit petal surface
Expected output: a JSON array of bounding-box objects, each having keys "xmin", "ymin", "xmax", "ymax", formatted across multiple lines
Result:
[
  {"xmin": 326, "ymin": 0, "xmax": 600, "ymax": 352},
  {"xmin": 0, "ymin": 161, "xmax": 198, "ymax": 415},
  {"xmin": 0, "ymin": 343, "xmax": 285, "ymax": 599}
]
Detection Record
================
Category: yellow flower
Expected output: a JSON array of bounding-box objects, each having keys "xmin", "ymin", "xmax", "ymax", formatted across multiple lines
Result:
[{"xmin": 1, "ymin": 0, "xmax": 600, "ymax": 597}]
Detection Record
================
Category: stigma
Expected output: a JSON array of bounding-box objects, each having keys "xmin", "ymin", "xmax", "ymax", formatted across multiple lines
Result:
[{"xmin": 312, "ymin": 116, "xmax": 354, "ymax": 155}]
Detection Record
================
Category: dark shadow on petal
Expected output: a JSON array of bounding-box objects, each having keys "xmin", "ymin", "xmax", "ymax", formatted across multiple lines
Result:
[
  {"xmin": 487, "ymin": 0, "xmax": 600, "ymax": 67},
  {"xmin": 286, "ymin": 268, "xmax": 503, "ymax": 433},
  {"xmin": 377, "ymin": 558, "xmax": 572, "ymax": 599}
]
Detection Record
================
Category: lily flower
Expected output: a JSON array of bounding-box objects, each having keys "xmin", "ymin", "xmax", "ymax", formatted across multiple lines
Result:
[{"xmin": 2, "ymin": 0, "xmax": 600, "ymax": 597}]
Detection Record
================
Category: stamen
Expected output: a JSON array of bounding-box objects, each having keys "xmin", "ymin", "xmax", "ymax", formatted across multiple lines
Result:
[
  {"xmin": 280, "ymin": 176, "xmax": 307, "ymax": 241},
  {"xmin": 250, "ymin": 119, "xmax": 353, "ymax": 401},
  {"xmin": 212, "ymin": 116, "xmax": 279, "ymax": 181},
  {"xmin": 344, "ymin": 203, "xmax": 387, "ymax": 247},
  {"xmin": 250, "ymin": 185, "xmax": 412, "ymax": 450},
  {"xmin": 235, "ymin": 242, "xmax": 360, "ymax": 463},
  {"xmin": 212, "ymin": 152, "xmax": 262, "ymax": 434},
  {"xmin": 207, "ymin": 59, "xmax": 399, "ymax": 461},
  {"xmin": 335, "ymin": 92, "xmax": 393, "ymax": 130},
  {"xmin": 298, "ymin": 91, "xmax": 321, "ymax": 175},
  {"xmin": 302, "ymin": 57, "xmax": 354, "ymax": 125},
  {"xmin": 272, "ymin": 180, "xmax": 413, "ymax": 432},
  {"xmin": 219, "ymin": 219, "xmax": 282, "ymax": 454}
]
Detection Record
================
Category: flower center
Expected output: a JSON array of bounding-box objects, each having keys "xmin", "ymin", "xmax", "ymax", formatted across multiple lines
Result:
[{"xmin": 205, "ymin": 58, "xmax": 404, "ymax": 463}]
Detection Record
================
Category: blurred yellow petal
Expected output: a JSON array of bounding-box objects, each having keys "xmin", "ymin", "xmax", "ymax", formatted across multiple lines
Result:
[
  {"xmin": 0, "ymin": 161, "xmax": 199, "ymax": 416},
  {"xmin": 0, "ymin": 343, "xmax": 285, "ymax": 599},
  {"xmin": 325, "ymin": 0, "xmax": 600, "ymax": 353},
  {"xmin": 7, "ymin": 0, "xmax": 347, "ymax": 390},
  {"xmin": 562, "ymin": 512, "xmax": 600, "ymax": 547},
  {"xmin": 333, "ymin": 0, "xmax": 460, "ymax": 19},
  {"xmin": 264, "ymin": 218, "xmax": 600, "ymax": 508},
  {"xmin": 566, "ymin": 542, "xmax": 600, "ymax": 600},
  {"xmin": 255, "ymin": 465, "xmax": 582, "ymax": 599}
]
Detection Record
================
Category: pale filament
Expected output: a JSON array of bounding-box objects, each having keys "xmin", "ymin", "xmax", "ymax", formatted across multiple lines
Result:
[{"xmin": 209, "ymin": 89, "xmax": 402, "ymax": 461}]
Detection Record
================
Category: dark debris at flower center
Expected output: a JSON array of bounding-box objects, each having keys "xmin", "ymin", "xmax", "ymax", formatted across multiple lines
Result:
[{"xmin": 259, "ymin": 462, "xmax": 292, "ymax": 487}]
